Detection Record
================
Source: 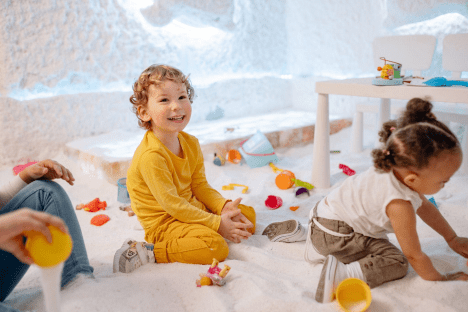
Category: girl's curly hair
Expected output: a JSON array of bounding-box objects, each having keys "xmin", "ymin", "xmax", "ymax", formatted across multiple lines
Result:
[
  {"xmin": 372, "ymin": 98, "xmax": 461, "ymax": 172},
  {"xmin": 130, "ymin": 64, "xmax": 195, "ymax": 131}
]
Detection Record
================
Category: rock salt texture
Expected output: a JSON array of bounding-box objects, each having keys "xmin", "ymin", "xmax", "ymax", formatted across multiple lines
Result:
[{"xmin": 0, "ymin": 0, "xmax": 467, "ymax": 166}]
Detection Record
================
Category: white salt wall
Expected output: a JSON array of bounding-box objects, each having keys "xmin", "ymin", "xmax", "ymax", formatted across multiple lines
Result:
[{"xmin": 0, "ymin": 0, "xmax": 467, "ymax": 166}]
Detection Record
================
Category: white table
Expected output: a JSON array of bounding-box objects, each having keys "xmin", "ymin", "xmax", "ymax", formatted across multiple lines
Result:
[{"xmin": 311, "ymin": 77, "xmax": 468, "ymax": 188}]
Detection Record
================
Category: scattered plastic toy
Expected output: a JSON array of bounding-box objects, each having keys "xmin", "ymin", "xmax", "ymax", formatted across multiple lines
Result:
[
  {"xmin": 119, "ymin": 205, "xmax": 135, "ymax": 216},
  {"xmin": 294, "ymin": 186, "xmax": 310, "ymax": 198},
  {"xmin": 13, "ymin": 161, "xmax": 38, "ymax": 175},
  {"xmin": 276, "ymin": 170, "xmax": 296, "ymax": 190},
  {"xmin": 196, "ymin": 258, "xmax": 231, "ymax": 287},
  {"xmin": 289, "ymin": 206, "xmax": 299, "ymax": 211},
  {"xmin": 226, "ymin": 149, "xmax": 242, "ymax": 164},
  {"xmin": 76, "ymin": 198, "xmax": 107, "ymax": 212},
  {"xmin": 222, "ymin": 183, "xmax": 249, "ymax": 194},
  {"xmin": 213, "ymin": 153, "xmax": 226, "ymax": 166},
  {"xmin": 330, "ymin": 150, "xmax": 341, "ymax": 154},
  {"xmin": 265, "ymin": 195, "xmax": 283, "ymax": 210},
  {"xmin": 269, "ymin": 163, "xmax": 314, "ymax": 190},
  {"xmin": 339, "ymin": 164, "xmax": 356, "ymax": 176},
  {"xmin": 90, "ymin": 214, "xmax": 110, "ymax": 226}
]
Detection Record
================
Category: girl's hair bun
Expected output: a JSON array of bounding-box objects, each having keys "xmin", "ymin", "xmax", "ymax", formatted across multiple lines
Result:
[{"xmin": 401, "ymin": 98, "xmax": 436, "ymax": 125}]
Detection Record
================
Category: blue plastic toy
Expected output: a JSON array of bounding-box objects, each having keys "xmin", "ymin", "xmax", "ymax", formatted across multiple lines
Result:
[{"xmin": 423, "ymin": 77, "xmax": 468, "ymax": 87}]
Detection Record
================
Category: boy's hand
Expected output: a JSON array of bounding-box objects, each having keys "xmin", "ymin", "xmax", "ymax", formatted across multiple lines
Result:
[
  {"xmin": 19, "ymin": 159, "xmax": 75, "ymax": 185},
  {"xmin": 218, "ymin": 209, "xmax": 252, "ymax": 243},
  {"xmin": 221, "ymin": 198, "xmax": 254, "ymax": 230},
  {"xmin": 447, "ymin": 236, "xmax": 468, "ymax": 258}
]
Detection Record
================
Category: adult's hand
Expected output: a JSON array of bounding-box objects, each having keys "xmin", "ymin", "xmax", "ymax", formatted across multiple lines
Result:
[
  {"xmin": 19, "ymin": 159, "xmax": 75, "ymax": 185},
  {"xmin": 0, "ymin": 208, "xmax": 69, "ymax": 264}
]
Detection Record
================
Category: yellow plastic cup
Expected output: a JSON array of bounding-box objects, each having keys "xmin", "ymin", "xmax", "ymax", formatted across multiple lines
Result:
[
  {"xmin": 335, "ymin": 278, "xmax": 372, "ymax": 312},
  {"xmin": 25, "ymin": 225, "xmax": 73, "ymax": 267}
]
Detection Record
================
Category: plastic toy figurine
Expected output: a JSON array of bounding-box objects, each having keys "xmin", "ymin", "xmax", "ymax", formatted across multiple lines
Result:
[
  {"xmin": 196, "ymin": 258, "xmax": 231, "ymax": 287},
  {"xmin": 372, "ymin": 57, "xmax": 403, "ymax": 86}
]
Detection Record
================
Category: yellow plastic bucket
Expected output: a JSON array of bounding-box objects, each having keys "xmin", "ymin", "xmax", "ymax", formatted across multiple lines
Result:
[{"xmin": 335, "ymin": 278, "xmax": 372, "ymax": 312}]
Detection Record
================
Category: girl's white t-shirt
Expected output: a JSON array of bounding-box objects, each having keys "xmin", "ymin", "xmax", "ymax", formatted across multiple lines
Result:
[{"xmin": 319, "ymin": 167, "xmax": 422, "ymax": 239}]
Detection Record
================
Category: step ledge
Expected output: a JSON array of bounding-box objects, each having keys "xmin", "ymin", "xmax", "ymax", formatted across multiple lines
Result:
[{"xmin": 64, "ymin": 110, "xmax": 351, "ymax": 184}]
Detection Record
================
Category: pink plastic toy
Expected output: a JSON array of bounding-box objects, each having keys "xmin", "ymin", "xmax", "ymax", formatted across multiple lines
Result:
[
  {"xmin": 339, "ymin": 164, "xmax": 356, "ymax": 176},
  {"xmin": 13, "ymin": 161, "xmax": 38, "ymax": 175}
]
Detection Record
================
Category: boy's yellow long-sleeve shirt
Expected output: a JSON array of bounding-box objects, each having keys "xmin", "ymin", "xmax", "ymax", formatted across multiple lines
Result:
[{"xmin": 127, "ymin": 130, "xmax": 228, "ymax": 243}]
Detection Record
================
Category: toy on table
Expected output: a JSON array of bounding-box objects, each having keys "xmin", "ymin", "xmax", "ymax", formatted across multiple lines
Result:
[
  {"xmin": 330, "ymin": 150, "xmax": 341, "ymax": 154},
  {"xmin": 339, "ymin": 164, "xmax": 356, "ymax": 176},
  {"xmin": 90, "ymin": 214, "xmax": 110, "ymax": 226},
  {"xmin": 25, "ymin": 225, "xmax": 73, "ymax": 312},
  {"xmin": 265, "ymin": 195, "xmax": 283, "ymax": 210},
  {"xmin": 196, "ymin": 258, "xmax": 231, "ymax": 287},
  {"xmin": 222, "ymin": 183, "xmax": 249, "ymax": 194},
  {"xmin": 423, "ymin": 77, "xmax": 468, "ymax": 87},
  {"xmin": 269, "ymin": 163, "xmax": 314, "ymax": 190},
  {"xmin": 76, "ymin": 198, "xmax": 107, "ymax": 212},
  {"xmin": 13, "ymin": 161, "xmax": 38, "ymax": 175},
  {"xmin": 372, "ymin": 57, "xmax": 403, "ymax": 86},
  {"xmin": 335, "ymin": 278, "xmax": 372, "ymax": 312}
]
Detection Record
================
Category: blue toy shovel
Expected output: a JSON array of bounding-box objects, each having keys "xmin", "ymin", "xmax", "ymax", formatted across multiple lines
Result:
[{"xmin": 423, "ymin": 77, "xmax": 468, "ymax": 87}]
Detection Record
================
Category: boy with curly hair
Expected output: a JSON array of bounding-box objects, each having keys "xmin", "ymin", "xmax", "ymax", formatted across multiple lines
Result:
[{"xmin": 113, "ymin": 65, "xmax": 256, "ymax": 273}]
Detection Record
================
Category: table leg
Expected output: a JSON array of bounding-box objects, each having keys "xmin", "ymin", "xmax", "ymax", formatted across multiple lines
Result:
[
  {"xmin": 311, "ymin": 93, "xmax": 330, "ymax": 188},
  {"xmin": 375, "ymin": 98, "xmax": 391, "ymax": 147}
]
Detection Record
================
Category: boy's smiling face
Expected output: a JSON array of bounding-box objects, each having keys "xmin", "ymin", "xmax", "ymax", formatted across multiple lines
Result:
[{"xmin": 138, "ymin": 80, "xmax": 192, "ymax": 137}]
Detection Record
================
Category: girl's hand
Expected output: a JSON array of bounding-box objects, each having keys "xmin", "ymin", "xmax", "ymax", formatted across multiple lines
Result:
[
  {"xmin": 218, "ymin": 209, "xmax": 252, "ymax": 243},
  {"xmin": 444, "ymin": 272, "xmax": 468, "ymax": 281},
  {"xmin": 447, "ymin": 236, "xmax": 468, "ymax": 258},
  {"xmin": 0, "ymin": 208, "xmax": 69, "ymax": 264},
  {"xmin": 19, "ymin": 159, "xmax": 75, "ymax": 185},
  {"xmin": 221, "ymin": 198, "xmax": 254, "ymax": 230}
]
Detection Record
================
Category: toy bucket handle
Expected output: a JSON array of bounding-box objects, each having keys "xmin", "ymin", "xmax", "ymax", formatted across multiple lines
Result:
[
  {"xmin": 239, "ymin": 139, "xmax": 276, "ymax": 157},
  {"xmin": 380, "ymin": 57, "xmax": 402, "ymax": 67}
]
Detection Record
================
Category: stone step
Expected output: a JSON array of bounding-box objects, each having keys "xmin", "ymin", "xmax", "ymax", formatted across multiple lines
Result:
[{"xmin": 64, "ymin": 109, "xmax": 351, "ymax": 185}]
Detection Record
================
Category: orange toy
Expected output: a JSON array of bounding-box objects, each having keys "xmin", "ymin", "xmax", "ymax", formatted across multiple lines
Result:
[
  {"xmin": 226, "ymin": 149, "xmax": 242, "ymax": 164},
  {"xmin": 81, "ymin": 198, "xmax": 107, "ymax": 212},
  {"xmin": 275, "ymin": 170, "xmax": 296, "ymax": 190},
  {"xmin": 90, "ymin": 214, "xmax": 110, "ymax": 226}
]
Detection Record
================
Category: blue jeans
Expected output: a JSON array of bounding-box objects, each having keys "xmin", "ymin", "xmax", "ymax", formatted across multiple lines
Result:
[{"xmin": 0, "ymin": 180, "xmax": 94, "ymax": 311}]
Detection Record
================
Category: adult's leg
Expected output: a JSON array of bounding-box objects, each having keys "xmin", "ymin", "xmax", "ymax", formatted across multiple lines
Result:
[
  {"xmin": 152, "ymin": 222, "xmax": 229, "ymax": 264},
  {"xmin": 0, "ymin": 180, "xmax": 93, "ymax": 302}
]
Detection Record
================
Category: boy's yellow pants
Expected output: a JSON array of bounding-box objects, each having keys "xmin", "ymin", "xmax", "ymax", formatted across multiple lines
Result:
[{"xmin": 151, "ymin": 204, "xmax": 256, "ymax": 264}]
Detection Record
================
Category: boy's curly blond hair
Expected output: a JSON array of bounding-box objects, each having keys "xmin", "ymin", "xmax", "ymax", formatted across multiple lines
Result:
[{"xmin": 130, "ymin": 64, "xmax": 195, "ymax": 131}]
